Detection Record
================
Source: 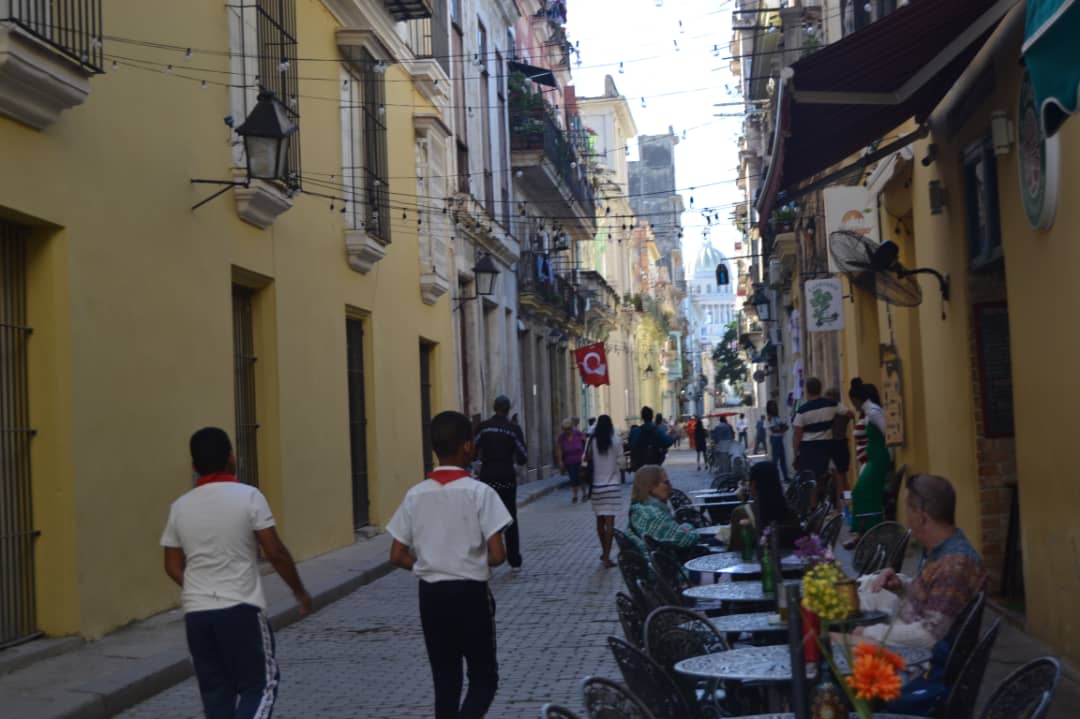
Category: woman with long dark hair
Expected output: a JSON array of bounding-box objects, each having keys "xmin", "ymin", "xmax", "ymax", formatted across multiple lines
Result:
[
  {"xmin": 844, "ymin": 378, "xmax": 888, "ymax": 549},
  {"xmin": 584, "ymin": 415, "xmax": 622, "ymax": 567},
  {"xmin": 729, "ymin": 460, "xmax": 804, "ymax": 551}
]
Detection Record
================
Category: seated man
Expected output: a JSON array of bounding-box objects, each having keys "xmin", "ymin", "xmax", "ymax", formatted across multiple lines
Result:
[{"xmin": 853, "ymin": 474, "xmax": 986, "ymax": 648}]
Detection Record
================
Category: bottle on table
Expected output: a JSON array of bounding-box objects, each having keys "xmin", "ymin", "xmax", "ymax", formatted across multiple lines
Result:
[{"xmin": 809, "ymin": 657, "xmax": 845, "ymax": 719}]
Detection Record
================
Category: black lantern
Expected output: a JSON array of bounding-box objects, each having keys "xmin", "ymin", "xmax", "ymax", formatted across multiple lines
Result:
[
  {"xmin": 715, "ymin": 263, "xmax": 730, "ymax": 286},
  {"xmin": 236, "ymin": 90, "xmax": 297, "ymax": 183},
  {"xmin": 473, "ymin": 254, "xmax": 500, "ymax": 297},
  {"xmin": 751, "ymin": 287, "xmax": 772, "ymax": 322},
  {"xmin": 644, "ymin": 364, "xmax": 655, "ymax": 379}
]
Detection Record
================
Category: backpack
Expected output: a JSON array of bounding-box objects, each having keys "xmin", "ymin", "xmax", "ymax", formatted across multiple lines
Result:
[{"xmin": 630, "ymin": 424, "xmax": 663, "ymax": 470}]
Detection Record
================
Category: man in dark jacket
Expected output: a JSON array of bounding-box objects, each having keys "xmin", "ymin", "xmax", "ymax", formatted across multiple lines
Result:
[{"xmin": 475, "ymin": 395, "xmax": 527, "ymax": 569}]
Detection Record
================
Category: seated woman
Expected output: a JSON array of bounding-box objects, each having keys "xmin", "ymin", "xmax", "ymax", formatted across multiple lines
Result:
[
  {"xmin": 626, "ymin": 465, "xmax": 698, "ymax": 556},
  {"xmin": 728, "ymin": 460, "xmax": 805, "ymax": 553}
]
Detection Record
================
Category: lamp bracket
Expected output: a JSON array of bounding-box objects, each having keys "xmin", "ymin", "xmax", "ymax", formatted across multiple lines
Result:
[{"xmin": 190, "ymin": 178, "xmax": 250, "ymax": 211}]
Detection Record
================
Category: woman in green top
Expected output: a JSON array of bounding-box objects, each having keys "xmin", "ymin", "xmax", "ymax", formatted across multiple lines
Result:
[
  {"xmin": 845, "ymin": 378, "xmax": 889, "ymax": 548},
  {"xmin": 626, "ymin": 465, "xmax": 698, "ymax": 556}
]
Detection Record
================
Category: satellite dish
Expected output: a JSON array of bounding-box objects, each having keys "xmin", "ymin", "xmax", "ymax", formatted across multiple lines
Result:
[{"xmin": 829, "ymin": 232, "xmax": 950, "ymax": 314}]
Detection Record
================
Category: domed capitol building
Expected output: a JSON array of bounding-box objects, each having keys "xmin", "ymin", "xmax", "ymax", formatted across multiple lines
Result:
[{"xmin": 686, "ymin": 240, "xmax": 739, "ymax": 414}]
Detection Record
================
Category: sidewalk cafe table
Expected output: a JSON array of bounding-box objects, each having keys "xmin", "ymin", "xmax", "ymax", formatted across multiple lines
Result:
[
  {"xmin": 683, "ymin": 582, "xmax": 774, "ymax": 605},
  {"xmin": 684, "ymin": 552, "xmax": 743, "ymax": 573},
  {"xmin": 674, "ymin": 643, "xmax": 933, "ymax": 684},
  {"xmin": 693, "ymin": 525, "xmax": 727, "ymax": 538},
  {"xmin": 712, "ymin": 557, "xmax": 807, "ymax": 581},
  {"xmin": 714, "ymin": 714, "xmax": 926, "ymax": 718},
  {"xmin": 707, "ymin": 610, "xmax": 889, "ymax": 638}
]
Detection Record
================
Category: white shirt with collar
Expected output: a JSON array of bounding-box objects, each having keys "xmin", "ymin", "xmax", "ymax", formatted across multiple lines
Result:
[{"xmin": 387, "ymin": 466, "xmax": 513, "ymax": 583}]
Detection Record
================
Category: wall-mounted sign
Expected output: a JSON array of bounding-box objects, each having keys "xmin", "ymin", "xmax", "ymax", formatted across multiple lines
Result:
[
  {"xmin": 803, "ymin": 278, "xmax": 845, "ymax": 332},
  {"xmin": 881, "ymin": 363, "xmax": 904, "ymax": 447},
  {"xmin": 1018, "ymin": 68, "xmax": 1060, "ymax": 230},
  {"xmin": 824, "ymin": 186, "xmax": 880, "ymax": 273}
]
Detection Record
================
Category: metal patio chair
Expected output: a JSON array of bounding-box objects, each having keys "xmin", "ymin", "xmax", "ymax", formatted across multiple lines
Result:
[
  {"xmin": 977, "ymin": 657, "xmax": 1061, "ymax": 719},
  {"xmin": 937, "ymin": 618, "xmax": 1001, "ymax": 719},
  {"xmin": 540, "ymin": 703, "xmax": 581, "ymax": 719},
  {"xmin": 851, "ymin": 520, "xmax": 908, "ymax": 575},
  {"xmin": 616, "ymin": 591, "xmax": 646, "ymax": 649},
  {"xmin": 580, "ymin": 676, "xmax": 656, "ymax": 719},
  {"xmin": 607, "ymin": 636, "xmax": 697, "ymax": 719}
]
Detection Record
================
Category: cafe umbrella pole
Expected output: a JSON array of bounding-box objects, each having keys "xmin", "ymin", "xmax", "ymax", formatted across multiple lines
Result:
[{"xmin": 786, "ymin": 582, "xmax": 810, "ymax": 719}]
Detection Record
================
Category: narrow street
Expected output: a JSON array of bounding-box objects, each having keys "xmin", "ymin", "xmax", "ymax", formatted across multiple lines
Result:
[{"xmin": 118, "ymin": 450, "xmax": 710, "ymax": 718}]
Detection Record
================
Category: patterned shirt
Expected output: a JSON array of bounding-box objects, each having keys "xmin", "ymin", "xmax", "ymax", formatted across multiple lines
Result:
[
  {"xmin": 627, "ymin": 497, "xmax": 697, "ymax": 555},
  {"xmin": 864, "ymin": 529, "xmax": 986, "ymax": 647}
]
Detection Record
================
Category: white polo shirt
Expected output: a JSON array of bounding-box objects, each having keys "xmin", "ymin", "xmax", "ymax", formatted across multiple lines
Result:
[
  {"xmin": 387, "ymin": 467, "xmax": 513, "ymax": 583},
  {"xmin": 160, "ymin": 480, "xmax": 276, "ymax": 613}
]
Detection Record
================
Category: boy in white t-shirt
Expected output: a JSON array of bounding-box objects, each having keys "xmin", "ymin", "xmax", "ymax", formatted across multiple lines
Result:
[
  {"xmin": 388, "ymin": 411, "xmax": 512, "ymax": 719},
  {"xmin": 161, "ymin": 427, "xmax": 311, "ymax": 719}
]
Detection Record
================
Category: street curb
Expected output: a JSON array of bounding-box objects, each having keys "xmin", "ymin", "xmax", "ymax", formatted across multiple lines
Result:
[{"xmin": 46, "ymin": 475, "xmax": 569, "ymax": 718}]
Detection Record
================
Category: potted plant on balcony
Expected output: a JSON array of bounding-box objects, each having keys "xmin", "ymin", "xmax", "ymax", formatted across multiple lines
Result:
[{"xmin": 771, "ymin": 205, "xmax": 797, "ymax": 234}]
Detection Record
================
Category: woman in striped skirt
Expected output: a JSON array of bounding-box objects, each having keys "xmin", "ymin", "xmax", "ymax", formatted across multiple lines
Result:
[{"xmin": 585, "ymin": 415, "xmax": 622, "ymax": 568}]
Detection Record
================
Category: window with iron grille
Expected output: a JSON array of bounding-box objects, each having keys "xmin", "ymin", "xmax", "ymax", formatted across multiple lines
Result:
[
  {"xmin": 0, "ymin": 221, "xmax": 39, "ymax": 649},
  {"xmin": 341, "ymin": 55, "xmax": 390, "ymax": 243},
  {"xmin": 1, "ymin": 0, "xmax": 104, "ymax": 71},
  {"xmin": 419, "ymin": 342, "xmax": 434, "ymax": 474},
  {"xmin": 232, "ymin": 286, "xmax": 260, "ymax": 487},
  {"xmin": 235, "ymin": 1, "xmax": 300, "ymax": 185}
]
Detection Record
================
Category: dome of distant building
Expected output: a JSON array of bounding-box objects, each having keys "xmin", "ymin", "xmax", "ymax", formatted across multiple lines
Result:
[{"xmin": 695, "ymin": 242, "xmax": 727, "ymax": 276}]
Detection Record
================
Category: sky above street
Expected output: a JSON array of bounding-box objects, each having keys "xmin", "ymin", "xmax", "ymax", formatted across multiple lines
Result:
[{"xmin": 566, "ymin": 0, "xmax": 743, "ymax": 272}]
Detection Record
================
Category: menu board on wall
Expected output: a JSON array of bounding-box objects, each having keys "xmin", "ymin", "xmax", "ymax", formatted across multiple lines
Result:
[
  {"xmin": 974, "ymin": 302, "xmax": 1015, "ymax": 438},
  {"xmin": 881, "ymin": 365, "xmax": 905, "ymax": 447}
]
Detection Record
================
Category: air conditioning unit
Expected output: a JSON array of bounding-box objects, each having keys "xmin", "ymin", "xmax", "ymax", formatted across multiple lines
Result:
[{"xmin": 767, "ymin": 258, "xmax": 784, "ymax": 288}]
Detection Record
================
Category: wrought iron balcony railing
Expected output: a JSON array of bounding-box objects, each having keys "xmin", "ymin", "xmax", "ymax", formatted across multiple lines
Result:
[
  {"xmin": 2, "ymin": 0, "xmax": 103, "ymax": 72},
  {"xmin": 510, "ymin": 105, "xmax": 596, "ymax": 220}
]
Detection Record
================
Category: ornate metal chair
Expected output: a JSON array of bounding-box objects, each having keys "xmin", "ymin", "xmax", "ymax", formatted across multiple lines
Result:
[
  {"xmin": 976, "ymin": 657, "xmax": 1061, "ymax": 719},
  {"xmin": 580, "ymin": 676, "xmax": 656, "ymax": 719},
  {"xmin": 643, "ymin": 606, "xmax": 728, "ymax": 658},
  {"xmin": 851, "ymin": 520, "xmax": 908, "ymax": 575},
  {"xmin": 674, "ymin": 505, "xmax": 709, "ymax": 528},
  {"xmin": 618, "ymin": 551, "xmax": 655, "ymax": 613},
  {"xmin": 616, "ymin": 592, "xmax": 646, "ymax": 649},
  {"xmin": 669, "ymin": 487, "xmax": 693, "ymax": 511},
  {"xmin": 607, "ymin": 636, "xmax": 697, "ymax": 719},
  {"xmin": 937, "ymin": 618, "xmax": 1001, "ymax": 719},
  {"xmin": 943, "ymin": 592, "xmax": 987, "ymax": 688},
  {"xmin": 540, "ymin": 703, "xmax": 581, "ymax": 719},
  {"xmin": 613, "ymin": 528, "xmax": 639, "ymax": 557},
  {"xmin": 803, "ymin": 503, "xmax": 830, "ymax": 535},
  {"xmin": 818, "ymin": 513, "xmax": 843, "ymax": 549}
]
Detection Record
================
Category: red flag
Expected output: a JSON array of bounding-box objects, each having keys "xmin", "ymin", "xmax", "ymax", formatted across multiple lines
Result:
[{"xmin": 574, "ymin": 343, "xmax": 610, "ymax": 387}]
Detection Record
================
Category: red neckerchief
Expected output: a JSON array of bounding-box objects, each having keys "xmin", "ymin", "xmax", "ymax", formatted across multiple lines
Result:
[
  {"xmin": 196, "ymin": 472, "xmax": 239, "ymax": 487},
  {"xmin": 427, "ymin": 468, "xmax": 472, "ymax": 485}
]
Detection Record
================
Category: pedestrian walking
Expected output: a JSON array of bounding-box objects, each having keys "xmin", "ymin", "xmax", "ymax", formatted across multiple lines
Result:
[
  {"xmin": 627, "ymin": 406, "xmax": 673, "ymax": 470},
  {"xmin": 555, "ymin": 418, "xmax": 586, "ymax": 504},
  {"xmin": 693, "ymin": 416, "xmax": 708, "ymax": 470},
  {"xmin": 388, "ymin": 411, "xmax": 512, "ymax": 719},
  {"xmin": 792, "ymin": 377, "xmax": 849, "ymax": 486},
  {"xmin": 161, "ymin": 427, "xmax": 312, "ymax": 719},
  {"xmin": 753, "ymin": 415, "xmax": 767, "ymax": 454},
  {"xmin": 475, "ymin": 395, "xmax": 527, "ymax": 570},
  {"xmin": 843, "ymin": 378, "xmax": 889, "ymax": 549},
  {"xmin": 826, "ymin": 386, "xmax": 855, "ymax": 507},
  {"xmin": 583, "ymin": 414, "xmax": 621, "ymax": 567},
  {"xmin": 686, "ymin": 416, "xmax": 698, "ymax": 450},
  {"xmin": 766, "ymin": 400, "xmax": 790, "ymax": 482},
  {"xmin": 736, "ymin": 413, "xmax": 749, "ymax": 448}
]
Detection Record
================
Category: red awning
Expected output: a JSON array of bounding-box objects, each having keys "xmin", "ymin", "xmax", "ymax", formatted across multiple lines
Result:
[{"xmin": 757, "ymin": 0, "xmax": 1017, "ymax": 213}]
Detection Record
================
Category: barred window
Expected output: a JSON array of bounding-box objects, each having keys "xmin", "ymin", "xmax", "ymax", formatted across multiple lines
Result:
[{"xmin": 341, "ymin": 53, "xmax": 390, "ymax": 242}]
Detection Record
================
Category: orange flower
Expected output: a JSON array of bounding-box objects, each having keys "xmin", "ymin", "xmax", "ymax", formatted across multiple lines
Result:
[
  {"xmin": 853, "ymin": 643, "xmax": 906, "ymax": 673},
  {"xmin": 847, "ymin": 652, "xmax": 903, "ymax": 702}
]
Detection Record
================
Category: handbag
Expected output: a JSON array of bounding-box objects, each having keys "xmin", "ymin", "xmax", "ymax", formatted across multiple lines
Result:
[{"xmin": 579, "ymin": 437, "xmax": 594, "ymax": 484}]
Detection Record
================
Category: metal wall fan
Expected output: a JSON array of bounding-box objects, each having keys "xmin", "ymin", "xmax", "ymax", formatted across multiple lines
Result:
[{"xmin": 829, "ymin": 231, "xmax": 950, "ymax": 317}]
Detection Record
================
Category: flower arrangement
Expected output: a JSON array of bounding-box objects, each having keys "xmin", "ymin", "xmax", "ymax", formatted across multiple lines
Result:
[
  {"xmin": 801, "ymin": 562, "xmax": 905, "ymax": 718},
  {"xmin": 793, "ymin": 534, "xmax": 835, "ymax": 569}
]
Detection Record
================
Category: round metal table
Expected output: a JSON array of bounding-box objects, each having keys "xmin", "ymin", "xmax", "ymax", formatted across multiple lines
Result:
[
  {"xmin": 674, "ymin": 643, "xmax": 933, "ymax": 683},
  {"xmin": 684, "ymin": 552, "xmax": 743, "ymax": 573},
  {"xmin": 683, "ymin": 582, "xmax": 774, "ymax": 604},
  {"xmin": 708, "ymin": 609, "xmax": 889, "ymax": 636},
  {"xmin": 693, "ymin": 525, "xmax": 727, "ymax": 537},
  {"xmin": 713, "ymin": 714, "xmax": 925, "ymax": 719},
  {"xmin": 712, "ymin": 556, "xmax": 806, "ymax": 580}
]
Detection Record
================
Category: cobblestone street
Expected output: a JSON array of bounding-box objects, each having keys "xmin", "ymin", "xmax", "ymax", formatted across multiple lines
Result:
[{"xmin": 119, "ymin": 450, "xmax": 711, "ymax": 718}]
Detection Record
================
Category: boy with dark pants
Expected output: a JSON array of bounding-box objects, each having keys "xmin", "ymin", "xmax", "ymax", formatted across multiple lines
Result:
[
  {"xmin": 161, "ymin": 427, "xmax": 312, "ymax": 719},
  {"xmin": 389, "ymin": 411, "xmax": 512, "ymax": 719}
]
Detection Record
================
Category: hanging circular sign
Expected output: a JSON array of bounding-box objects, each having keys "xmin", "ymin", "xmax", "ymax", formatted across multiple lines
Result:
[{"xmin": 1018, "ymin": 68, "xmax": 1060, "ymax": 230}]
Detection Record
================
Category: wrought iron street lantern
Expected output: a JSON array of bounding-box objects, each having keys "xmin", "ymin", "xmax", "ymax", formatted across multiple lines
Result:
[
  {"xmin": 751, "ymin": 287, "xmax": 772, "ymax": 322},
  {"xmin": 236, "ymin": 90, "xmax": 297, "ymax": 183},
  {"xmin": 644, "ymin": 364, "xmax": 655, "ymax": 379},
  {"xmin": 473, "ymin": 254, "xmax": 500, "ymax": 297}
]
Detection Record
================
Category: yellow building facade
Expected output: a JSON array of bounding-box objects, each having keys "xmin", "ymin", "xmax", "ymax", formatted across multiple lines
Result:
[
  {"xmin": 834, "ymin": 17, "xmax": 1080, "ymax": 664},
  {"xmin": 1, "ymin": 0, "xmax": 456, "ymax": 643}
]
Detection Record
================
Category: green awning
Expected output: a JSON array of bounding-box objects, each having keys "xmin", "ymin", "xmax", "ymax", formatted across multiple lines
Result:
[{"xmin": 1023, "ymin": 0, "xmax": 1080, "ymax": 135}]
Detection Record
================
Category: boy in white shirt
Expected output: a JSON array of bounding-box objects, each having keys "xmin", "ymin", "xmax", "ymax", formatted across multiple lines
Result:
[
  {"xmin": 388, "ymin": 411, "xmax": 512, "ymax": 719},
  {"xmin": 161, "ymin": 427, "xmax": 311, "ymax": 719}
]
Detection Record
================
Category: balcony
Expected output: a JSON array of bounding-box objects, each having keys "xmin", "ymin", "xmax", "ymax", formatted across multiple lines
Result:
[
  {"xmin": 510, "ymin": 100, "xmax": 596, "ymax": 235},
  {"xmin": 384, "ymin": 0, "xmax": 432, "ymax": 21},
  {"xmin": 0, "ymin": 0, "xmax": 102, "ymax": 129},
  {"xmin": 403, "ymin": 0, "xmax": 449, "ymax": 76},
  {"xmin": 518, "ymin": 250, "xmax": 584, "ymax": 322}
]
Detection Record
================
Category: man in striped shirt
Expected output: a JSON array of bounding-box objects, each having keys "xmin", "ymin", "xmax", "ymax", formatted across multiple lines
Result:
[{"xmin": 792, "ymin": 377, "xmax": 849, "ymax": 483}]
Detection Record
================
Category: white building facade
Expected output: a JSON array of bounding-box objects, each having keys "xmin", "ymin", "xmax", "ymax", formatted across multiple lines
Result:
[{"xmin": 687, "ymin": 241, "xmax": 738, "ymax": 414}]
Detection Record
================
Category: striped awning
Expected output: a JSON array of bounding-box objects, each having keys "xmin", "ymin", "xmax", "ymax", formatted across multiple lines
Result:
[{"xmin": 1023, "ymin": 0, "xmax": 1080, "ymax": 135}]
